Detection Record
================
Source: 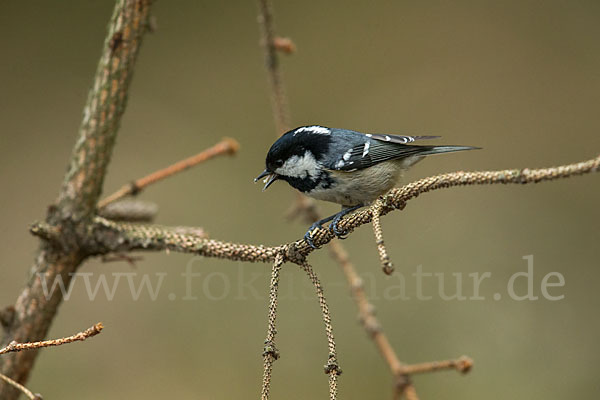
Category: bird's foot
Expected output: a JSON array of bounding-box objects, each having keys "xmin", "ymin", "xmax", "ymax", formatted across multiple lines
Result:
[
  {"xmin": 329, "ymin": 204, "xmax": 362, "ymax": 240},
  {"xmin": 303, "ymin": 206, "xmax": 362, "ymax": 248}
]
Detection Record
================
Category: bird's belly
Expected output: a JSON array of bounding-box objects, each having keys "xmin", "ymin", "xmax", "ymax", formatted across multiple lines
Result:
[{"xmin": 307, "ymin": 161, "xmax": 405, "ymax": 207}]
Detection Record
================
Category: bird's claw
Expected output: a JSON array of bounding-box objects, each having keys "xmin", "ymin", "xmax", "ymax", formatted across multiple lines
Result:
[
  {"xmin": 329, "ymin": 216, "xmax": 349, "ymax": 239},
  {"xmin": 304, "ymin": 223, "xmax": 323, "ymax": 249}
]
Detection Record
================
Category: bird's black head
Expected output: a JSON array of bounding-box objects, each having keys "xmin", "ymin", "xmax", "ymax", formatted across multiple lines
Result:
[{"xmin": 255, "ymin": 126, "xmax": 333, "ymax": 190}]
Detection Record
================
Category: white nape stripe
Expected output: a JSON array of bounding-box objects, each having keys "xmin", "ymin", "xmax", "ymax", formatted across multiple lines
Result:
[{"xmin": 293, "ymin": 126, "xmax": 331, "ymax": 135}]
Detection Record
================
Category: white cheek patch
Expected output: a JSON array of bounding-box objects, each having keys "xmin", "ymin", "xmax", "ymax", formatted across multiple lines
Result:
[{"xmin": 276, "ymin": 152, "xmax": 320, "ymax": 179}]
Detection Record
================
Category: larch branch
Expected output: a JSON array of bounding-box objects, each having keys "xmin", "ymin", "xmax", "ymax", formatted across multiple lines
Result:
[{"xmin": 68, "ymin": 155, "xmax": 600, "ymax": 263}]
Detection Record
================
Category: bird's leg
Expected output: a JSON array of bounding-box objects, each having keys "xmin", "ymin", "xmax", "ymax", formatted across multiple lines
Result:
[
  {"xmin": 330, "ymin": 204, "xmax": 363, "ymax": 239},
  {"xmin": 303, "ymin": 214, "xmax": 337, "ymax": 249}
]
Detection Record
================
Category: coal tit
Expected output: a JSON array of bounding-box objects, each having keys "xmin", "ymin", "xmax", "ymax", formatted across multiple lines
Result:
[{"xmin": 255, "ymin": 125, "xmax": 478, "ymax": 248}]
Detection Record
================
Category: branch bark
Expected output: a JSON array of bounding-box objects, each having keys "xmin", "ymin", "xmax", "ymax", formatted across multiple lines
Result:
[{"xmin": 0, "ymin": 1, "xmax": 153, "ymax": 398}]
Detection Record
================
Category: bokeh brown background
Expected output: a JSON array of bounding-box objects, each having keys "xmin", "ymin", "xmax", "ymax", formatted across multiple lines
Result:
[{"xmin": 1, "ymin": 1, "xmax": 599, "ymax": 399}]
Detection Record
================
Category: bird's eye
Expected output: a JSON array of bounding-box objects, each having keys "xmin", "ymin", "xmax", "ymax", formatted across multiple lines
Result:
[{"xmin": 274, "ymin": 159, "xmax": 284, "ymax": 168}]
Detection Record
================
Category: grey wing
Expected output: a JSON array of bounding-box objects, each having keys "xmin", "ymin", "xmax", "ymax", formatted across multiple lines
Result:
[{"xmin": 330, "ymin": 134, "xmax": 439, "ymax": 171}]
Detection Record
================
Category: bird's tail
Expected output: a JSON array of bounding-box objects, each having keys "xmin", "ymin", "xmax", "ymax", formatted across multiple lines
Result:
[{"xmin": 416, "ymin": 145, "xmax": 481, "ymax": 156}]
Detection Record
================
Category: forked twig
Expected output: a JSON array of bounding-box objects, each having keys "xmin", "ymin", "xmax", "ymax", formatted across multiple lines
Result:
[{"xmin": 98, "ymin": 138, "xmax": 239, "ymax": 208}]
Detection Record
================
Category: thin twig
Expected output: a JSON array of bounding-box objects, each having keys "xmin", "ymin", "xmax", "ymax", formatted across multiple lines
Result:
[
  {"xmin": 257, "ymin": 0, "xmax": 291, "ymax": 135},
  {"xmin": 0, "ymin": 323, "xmax": 103, "ymax": 355},
  {"xmin": 0, "ymin": 373, "xmax": 40, "ymax": 400},
  {"xmin": 401, "ymin": 356, "xmax": 473, "ymax": 375},
  {"xmin": 371, "ymin": 199, "xmax": 394, "ymax": 275},
  {"xmin": 261, "ymin": 254, "xmax": 284, "ymax": 400},
  {"xmin": 299, "ymin": 261, "xmax": 341, "ymax": 400},
  {"xmin": 98, "ymin": 138, "xmax": 239, "ymax": 208}
]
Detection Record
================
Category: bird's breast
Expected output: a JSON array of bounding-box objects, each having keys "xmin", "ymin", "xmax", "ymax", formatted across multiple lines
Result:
[{"xmin": 306, "ymin": 160, "xmax": 407, "ymax": 207}]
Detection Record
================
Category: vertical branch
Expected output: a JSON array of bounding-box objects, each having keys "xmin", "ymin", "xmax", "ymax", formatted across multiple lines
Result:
[
  {"xmin": 0, "ymin": 2, "xmax": 153, "ymax": 398},
  {"xmin": 258, "ymin": 0, "xmax": 321, "ymax": 222},
  {"xmin": 57, "ymin": 0, "xmax": 153, "ymax": 221},
  {"xmin": 261, "ymin": 254, "xmax": 284, "ymax": 400},
  {"xmin": 299, "ymin": 261, "xmax": 341, "ymax": 400},
  {"xmin": 257, "ymin": 0, "xmax": 291, "ymax": 135}
]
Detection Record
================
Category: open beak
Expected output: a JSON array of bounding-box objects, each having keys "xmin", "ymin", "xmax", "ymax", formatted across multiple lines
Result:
[{"xmin": 254, "ymin": 169, "xmax": 279, "ymax": 191}]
